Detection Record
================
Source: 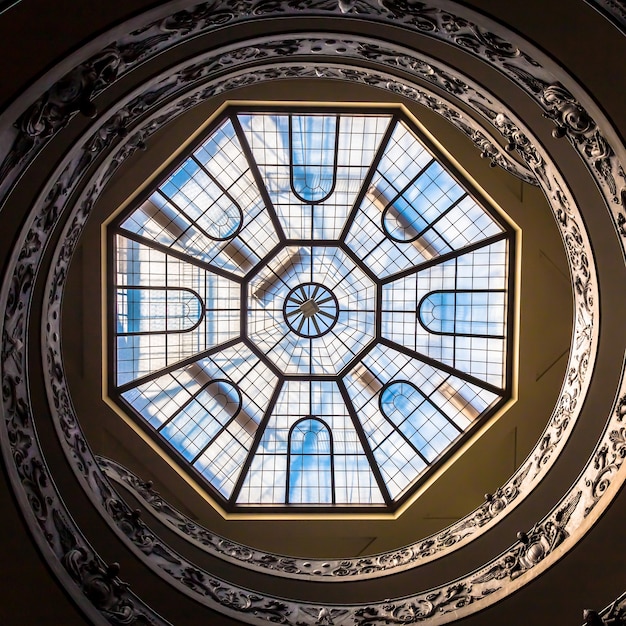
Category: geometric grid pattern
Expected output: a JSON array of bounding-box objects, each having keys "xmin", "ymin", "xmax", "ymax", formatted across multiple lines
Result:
[
  {"xmin": 109, "ymin": 105, "xmax": 514, "ymax": 511},
  {"xmin": 248, "ymin": 246, "xmax": 376, "ymax": 375},
  {"xmin": 382, "ymin": 240, "xmax": 509, "ymax": 387}
]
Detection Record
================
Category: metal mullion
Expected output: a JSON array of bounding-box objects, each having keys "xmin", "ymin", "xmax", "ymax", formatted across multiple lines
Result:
[
  {"xmin": 242, "ymin": 239, "xmax": 283, "ymax": 282},
  {"xmin": 355, "ymin": 235, "xmax": 386, "ymax": 269},
  {"xmin": 233, "ymin": 354, "xmax": 262, "ymax": 387},
  {"xmin": 284, "ymin": 373, "xmax": 348, "ymax": 382},
  {"xmin": 240, "ymin": 281, "xmax": 247, "ymax": 341},
  {"xmin": 242, "ymin": 336, "xmax": 284, "ymax": 380},
  {"xmin": 189, "ymin": 407, "xmax": 244, "ymax": 465},
  {"xmin": 337, "ymin": 341, "xmax": 377, "ymax": 379},
  {"xmin": 383, "ymin": 157, "xmax": 436, "ymax": 210},
  {"xmin": 155, "ymin": 379, "xmax": 214, "ymax": 435},
  {"xmin": 187, "ymin": 157, "xmax": 263, "ymax": 258},
  {"xmin": 338, "ymin": 113, "xmax": 399, "ymax": 243},
  {"xmin": 155, "ymin": 188, "xmax": 216, "ymax": 244},
  {"xmin": 189, "ymin": 154, "xmax": 245, "ymax": 211},
  {"xmin": 116, "ymin": 227, "xmax": 243, "ymax": 283},
  {"xmin": 109, "ymin": 229, "xmax": 119, "ymax": 392},
  {"xmin": 251, "ymin": 250, "xmax": 304, "ymax": 304},
  {"xmin": 116, "ymin": 337, "xmax": 242, "ymax": 394},
  {"xmin": 164, "ymin": 252, "xmax": 169, "ymax": 376},
  {"xmin": 281, "ymin": 238, "xmax": 347, "ymax": 247},
  {"xmin": 382, "ymin": 419, "xmax": 431, "ymax": 467},
  {"xmin": 377, "ymin": 398, "xmax": 431, "ymax": 466},
  {"xmin": 229, "ymin": 380, "xmax": 284, "ymax": 505},
  {"xmin": 453, "ymin": 256, "xmax": 458, "ymax": 369},
  {"xmin": 289, "ymin": 112, "xmax": 341, "ymax": 206},
  {"xmin": 504, "ymin": 236, "xmax": 516, "ymax": 394},
  {"xmin": 414, "ymin": 385, "xmax": 464, "ymax": 435},
  {"xmin": 411, "ymin": 192, "xmax": 468, "ymax": 242},
  {"xmin": 339, "ymin": 242, "xmax": 380, "ymax": 285},
  {"xmin": 336, "ymin": 379, "xmax": 392, "ymax": 506},
  {"xmin": 329, "ymin": 420, "xmax": 336, "ymax": 505},
  {"xmin": 380, "ymin": 231, "xmax": 509, "ymax": 284},
  {"xmin": 377, "ymin": 337, "xmax": 503, "ymax": 396},
  {"xmin": 375, "ymin": 281, "xmax": 383, "ymax": 338},
  {"xmin": 231, "ymin": 114, "xmax": 286, "ymax": 243}
]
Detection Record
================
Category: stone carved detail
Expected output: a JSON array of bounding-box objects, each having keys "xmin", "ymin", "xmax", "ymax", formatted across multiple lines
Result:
[
  {"xmin": 541, "ymin": 84, "xmax": 619, "ymax": 201},
  {"xmin": 100, "ymin": 455, "xmax": 534, "ymax": 579},
  {"xmin": 124, "ymin": 35, "xmax": 537, "ymax": 184},
  {"xmin": 585, "ymin": 1, "xmax": 626, "ymax": 32},
  {"xmin": 54, "ymin": 509, "xmax": 147, "ymax": 625},
  {"xmin": 584, "ymin": 426, "xmax": 626, "ymax": 515},
  {"xmin": 0, "ymin": 0, "xmax": 551, "ymax": 193},
  {"xmin": 1, "ymin": 2, "xmax": 624, "ymax": 625},
  {"xmin": 472, "ymin": 491, "xmax": 581, "ymax": 583},
  {"xmin": 583, "ymin": 590, "xmax": 626, "ymax": 626},
  {"xmin": 353, "ymin": 583, "xmax": 491, "ymax": 625},
  {"xmin": 0, "ymin": 29, "xmax": 589, "ymax": 617},
  {"xmin": 21, "ymin": 48, "xmax": 123, "ymax": 138},
  {"xmin": 0, "ymin": 48, "xmax": 124, "ymax": 187}
]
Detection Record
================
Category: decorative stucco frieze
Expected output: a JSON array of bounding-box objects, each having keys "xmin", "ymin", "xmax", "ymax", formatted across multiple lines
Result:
[
  {"xmin": 35, "ymin": 47, "xmax": 594, "ymax": 581},
  {"xmin": 0, "ymin": 2, "xmax": 624, "ymax": 625}
]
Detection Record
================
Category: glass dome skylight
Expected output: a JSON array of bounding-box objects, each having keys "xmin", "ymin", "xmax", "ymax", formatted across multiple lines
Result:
[{"xmin": 109, "ymin": 105, "xmax": 515, "ymax": 513}]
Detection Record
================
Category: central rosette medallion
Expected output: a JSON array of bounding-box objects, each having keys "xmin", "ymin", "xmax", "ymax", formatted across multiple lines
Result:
[{"xmin": 247, "ymin": 245, "xmax": 377, "ymax": 375}]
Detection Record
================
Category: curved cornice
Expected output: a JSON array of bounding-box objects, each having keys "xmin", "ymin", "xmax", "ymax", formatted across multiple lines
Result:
[
  {"xmin": 585, "ymin": 0, "xmax": 626, "ymax": 32},
  {"xmin": 0, "ymin": 2, "xmax": 625, "ymax": 625},
  {"xmin": 44, "ymin": 40, "xmax": 594, "ymax": 568}
]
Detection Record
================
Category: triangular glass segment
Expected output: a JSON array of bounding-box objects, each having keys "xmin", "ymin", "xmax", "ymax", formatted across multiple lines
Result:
[
  {"xmin": 238, "ymin": 112, "xmax": 391, "ymax": 239},
  {"xmin": 114, "ymin": 235, "xmax": 240, "ymax": 385},
  {"xmin": 121, "ymin": 343, "xmax": 278, "ymax": 499},
  {"xmin": 382, "ymin": 239, "xmax": 509, "ymax": 387},
  {"xmin": 236, "ymin": 380, "xmax": 385, "ymax": 506},
  {"xmin": 345, "ymin": 121, "xmax": 504, "ymax": 278},
  {"xmin": 121, "ymin": 118, "xmax": 279, "ymax": 276},
  {"xmin": 344, "ymin": 344, "xmax": 500, "ymax": 498}
]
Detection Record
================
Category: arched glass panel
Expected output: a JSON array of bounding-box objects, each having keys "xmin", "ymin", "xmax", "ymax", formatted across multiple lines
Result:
[
  {"xmin": 290, "ymin": 115, "xmax": 338, "ymax": 203},
  {"xmin": 418, "ymin": 290, "xmax": 506, "ymax": 337},
  {"xmin": 288, "ymin": 418, "xmax": 333, "ymax": 504},
  {"xmin": 159, "ymin": 379, "xmax": 243, "ymax": 463},
  {"xmin": 116, "ymin": 286, "xmax": 204, "ymax": 334},
  {"xmin": 379, "ymin": 381, "xmax": 462, "ymax": 462}
]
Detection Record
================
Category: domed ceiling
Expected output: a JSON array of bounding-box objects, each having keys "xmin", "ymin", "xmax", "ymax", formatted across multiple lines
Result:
[
  {"xmin": 1, "ymin": 2, "xmax": 626, "ymax": 625},
  {"xmin": 107, "ymin": 104, "xmax": 515, "ymax": 513}
]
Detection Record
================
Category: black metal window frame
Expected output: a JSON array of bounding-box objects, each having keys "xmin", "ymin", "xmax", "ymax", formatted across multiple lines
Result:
[{"xmin": 107, "ymin": 103, "xmax": 517, "ymax": 515}]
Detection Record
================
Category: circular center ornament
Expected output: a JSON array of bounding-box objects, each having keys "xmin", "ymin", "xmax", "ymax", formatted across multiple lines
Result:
[
  {"xmin": 283, "ymin": 283, "xmax": 339, "ymax": 337},
  {"xmin": 247, "ymin": 245, "xmax": 377, "ymax": 376}
]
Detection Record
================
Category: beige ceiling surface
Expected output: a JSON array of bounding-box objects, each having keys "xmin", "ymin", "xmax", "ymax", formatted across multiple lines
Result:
[{"xmin": 62, "ymin": 81, "xmax": 572, "ymax": 558}]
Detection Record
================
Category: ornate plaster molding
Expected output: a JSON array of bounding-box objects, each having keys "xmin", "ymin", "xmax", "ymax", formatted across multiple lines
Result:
[
  {"xmin": 583, "ymin": 590, "xmax": 626, "ymax": 626},
  {"xmin": 39, "ymin": 43, "xmax": 595, "ymax": 578},
  {"xmin": 585, "ymin": 0, "xmax": 626, "ymax": 32},
  {"xmin": 0, "ymin": 2, "xmax": 624, "ymax": 624}
]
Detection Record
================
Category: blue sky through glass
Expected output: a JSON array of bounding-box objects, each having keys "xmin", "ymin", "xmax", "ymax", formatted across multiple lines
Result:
[{"xmin": 111, "ymin": 106, "xmax": 513, "ymax": 510}]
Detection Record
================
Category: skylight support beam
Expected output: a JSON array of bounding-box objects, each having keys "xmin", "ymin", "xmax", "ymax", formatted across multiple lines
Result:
[
  {"xmin": 109, "ymin": 104, "xmax": 514, "ymax": 513},
  {"xmin": 231, "ymin": 113, "xmax": 287, "ymax": 244}
]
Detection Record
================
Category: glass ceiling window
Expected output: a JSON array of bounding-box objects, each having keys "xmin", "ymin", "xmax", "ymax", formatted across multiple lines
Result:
[{"xmin": 109, "ymin": 105, "xmax": 515, "ymax": 513}]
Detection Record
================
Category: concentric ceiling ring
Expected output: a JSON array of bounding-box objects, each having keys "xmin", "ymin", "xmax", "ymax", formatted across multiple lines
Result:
[{"xmin": 0, "ymin": 3, "xmax": 624, "ymax": 625}]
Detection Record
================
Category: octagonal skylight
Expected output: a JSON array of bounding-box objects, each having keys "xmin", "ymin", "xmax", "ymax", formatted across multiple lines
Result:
[{"xmin": 109, "ymin": 105, "xmax": 515, "ymax": 513}]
